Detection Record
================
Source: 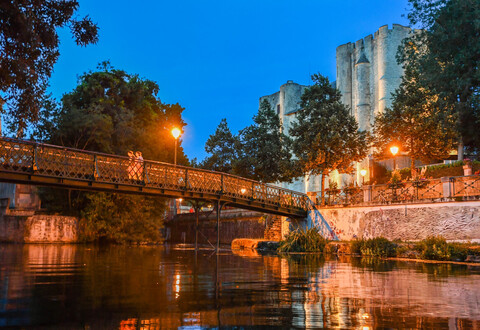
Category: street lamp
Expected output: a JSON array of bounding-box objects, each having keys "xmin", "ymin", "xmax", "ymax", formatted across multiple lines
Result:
[
  {"xmin": 390, "ymin": 145, "xmax": 399, "ymax": 170},
  {"xmin": 360, "ymin": 169, "xmax": 367, "ymax": 185},
  {"xmin": 171, "ymin": 128, "xmax": 181, "ymax": 166}
]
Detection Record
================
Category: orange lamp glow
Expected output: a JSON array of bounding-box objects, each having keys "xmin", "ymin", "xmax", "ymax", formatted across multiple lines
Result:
[
  {"xmin": 360, "ymin": 169, "xmax": 367, "ymax": 177},
  {"xmin": 390, "ymin": 146, "xmax": 399, "ymax": 156},
  {"xmin": 172, "ymin": 128, "xmax": 181, "ymax": 139}
]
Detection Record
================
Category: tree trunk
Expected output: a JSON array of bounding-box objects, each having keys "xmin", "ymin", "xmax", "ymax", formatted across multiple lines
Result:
[
  {"xmin": 410, "ymin": 157, "xmax": 416, "ymax": 178},
  {"xmin": 458, "ymin": 138, "xmax": 464, "ymax": 161}
]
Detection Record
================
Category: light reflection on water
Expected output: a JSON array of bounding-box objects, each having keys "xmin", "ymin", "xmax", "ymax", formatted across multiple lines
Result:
[{"xmin": 0, "ymin": 244, "xmax": 480, "ymax": 328}]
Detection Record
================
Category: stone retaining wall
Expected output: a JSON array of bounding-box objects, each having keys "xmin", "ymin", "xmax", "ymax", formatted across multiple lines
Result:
[
  {"xmin": 317, "ymin": 201, "xmax": 480, "ymax": 241},
  {"xmin": 0, "ymin": 214, "xmax": 78, "ymax": 243}
]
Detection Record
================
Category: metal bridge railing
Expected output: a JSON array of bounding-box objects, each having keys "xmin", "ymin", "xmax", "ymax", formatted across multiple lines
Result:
[{"xmin": 0, "ymin": 138, "xmax": 309, "ymax": 213}]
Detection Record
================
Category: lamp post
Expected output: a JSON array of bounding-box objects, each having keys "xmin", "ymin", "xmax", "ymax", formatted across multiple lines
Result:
[
  {"xmin": 360, "ymin": 169, "xmax": 367, "ymax": 185},
  {"xmin": 171, "ymin": 128, "xmax": 181, "ymax": 166},
  {"xmin": 390, "ymin": 146, "xmax": 399, "ymax": 170}
]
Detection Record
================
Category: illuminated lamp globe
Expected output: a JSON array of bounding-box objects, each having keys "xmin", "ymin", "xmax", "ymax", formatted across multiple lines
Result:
[
  {"xmin": 172, "ymin": 128, "xmax": 181, "ymax": 139},
  {"xmin": 390, "ymin": 146, "xmax": 399, "ymax": 156}
]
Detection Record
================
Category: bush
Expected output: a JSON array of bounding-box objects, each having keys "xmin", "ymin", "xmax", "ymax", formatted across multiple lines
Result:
[
  {"xmin": 414, "ymin": 236, "xmax": 469, "ymax": 261},
  {"xmin": 278, "ymin": 228, "xmax": 328, "ymax": 253},
  {"xmin": 359, "ymin": 237, "xmax": 397, "ymax": 257}
]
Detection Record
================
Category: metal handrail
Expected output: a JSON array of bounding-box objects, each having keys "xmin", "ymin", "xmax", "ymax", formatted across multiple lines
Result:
[{"xmin": 0, "ymin": 137, "xmax": 309, "ymax": 212}]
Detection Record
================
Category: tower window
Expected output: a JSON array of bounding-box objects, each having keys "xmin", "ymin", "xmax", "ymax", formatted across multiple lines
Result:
[{"xmin": 277, "ymin": 104, "xmax": 281, "ymax": 115}]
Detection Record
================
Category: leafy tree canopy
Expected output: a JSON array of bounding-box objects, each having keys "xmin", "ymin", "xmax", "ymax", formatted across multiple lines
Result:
[
  {"xmin": 400, "ymin": 0, "xmax": 480, "ymax": 152},
  {"xmin": 0, "ymin": 0, "xmax": 99, "ymax": 133},
  {"xmin": 290, "ymin": 73, "xmax": 367, "ymax": 203},
  {"xmin": 372, "ymin": 64, "xmax": 457, "ymax": 171},
  {"xmin": 236, "ymin": 99, "xmax": 296, "ymax": 182},
  {"xmin": 37, "ymin": 63, "xmax": 187, "ymax": 243}
]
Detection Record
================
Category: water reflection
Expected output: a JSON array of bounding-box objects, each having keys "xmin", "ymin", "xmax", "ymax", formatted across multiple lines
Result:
[{"xmin": 0, "ymin": 244, "xmax": 479, "ymax": 328}]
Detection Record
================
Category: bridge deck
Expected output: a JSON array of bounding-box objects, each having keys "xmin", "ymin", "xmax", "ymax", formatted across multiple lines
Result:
[{"xmin": 0, "ymin": 138, "xmax": 308, "ymax": 218}]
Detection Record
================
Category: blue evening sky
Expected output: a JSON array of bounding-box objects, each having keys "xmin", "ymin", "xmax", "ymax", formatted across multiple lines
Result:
[{"xmin": 49, "ymin": 0, "xmax": 410, "ymax": 161}]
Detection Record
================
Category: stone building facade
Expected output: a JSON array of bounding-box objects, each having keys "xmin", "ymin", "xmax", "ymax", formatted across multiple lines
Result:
[{"xmin": 260, "ymin": 24, "xmax": 413, "ymax": 193}]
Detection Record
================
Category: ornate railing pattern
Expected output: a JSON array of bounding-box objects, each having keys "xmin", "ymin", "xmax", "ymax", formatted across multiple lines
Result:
[
  {"xmin": 0, "ymin": 138, "xmax": 309, "ymax": 213},
  {"xmin": 453, "ymin": 175, "xmax": 480, "ymax": 198}
]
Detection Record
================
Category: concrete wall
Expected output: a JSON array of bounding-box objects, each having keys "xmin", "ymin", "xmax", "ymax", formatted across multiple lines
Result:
[
  {"xmin": 317, "ymin": 201, "xmax": 480, "ymax": 241},
  {"xmin": 0, "ymin": 214, "xmax": 78, "ymax": 243}
]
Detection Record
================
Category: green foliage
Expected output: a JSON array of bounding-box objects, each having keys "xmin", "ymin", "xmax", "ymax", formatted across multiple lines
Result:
[
  {"xmin": 402, "ymin": 0, "xmax": 480, "ymax": 150},
  {"xmin": 235, "ymin": 99, "xmax": 296, "ymax": 182},
  {"xmin": 371, "ymin": 57, "xmax": 457, "ymax": 168},
  {"xmin": 415, "ymin": 236, "xmax": 468, "ymax": 261},
  {"xmin": 201, "ymin": 118, "xmax": 238, "ymax": 173},
  {"xmin": 0, "ymin": 0, "xmax": 99, "ymax": 133},
  {"xmin": 290, "ymin": 73, "xmax": 367, "ymax": 203},
  {"xmin": 278, "ymin": 228, "xmax": 328, "ymax": 253},
  {"xmin": 37, "ymin": 64, "xmax": 185, "ymax": 243},
  {"xmin": 353, "ymin": 237, "xmax": 397, "ymax": 258},
  {"xmin": 79, "ymin": 193, "xmax": 164, "ymax": 244}
]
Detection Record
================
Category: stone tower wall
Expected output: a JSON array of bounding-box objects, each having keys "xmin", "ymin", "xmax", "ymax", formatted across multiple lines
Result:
[{"xmin": 336, "ymin": 24, "xmax": 412, "ymax": 132}]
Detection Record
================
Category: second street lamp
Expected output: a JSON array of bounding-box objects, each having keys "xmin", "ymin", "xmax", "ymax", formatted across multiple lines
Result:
[
  {"xmin": 390, "ymin": 145, "xmax": 399, "ymax": 170},
  {"xmin": 360, "ymin": 169, "xmax": 367, "ymax": 185},
  {"xmin": 172, "ymin": 128, "xmax": 181, "ymax": 166}
]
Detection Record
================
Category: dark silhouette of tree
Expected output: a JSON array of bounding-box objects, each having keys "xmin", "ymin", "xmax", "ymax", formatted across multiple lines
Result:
[
  {"xmin": 400, "ymin": 0, "xmax": 480, "ymax": 158},
  {"xmin": 201, "ymin": 118, "xmax": 238, "ymax": 173},
  {"xmin": 236, "ymin": 99, "xmax": 296, "ymax": 182},
  {"xmin": 0, "ymin": 0, "xmax": 99, "ymax": 133}
]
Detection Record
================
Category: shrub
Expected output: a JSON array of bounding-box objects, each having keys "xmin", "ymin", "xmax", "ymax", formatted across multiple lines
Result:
[
  {"xmin": 415, "ymin": 236, "xmax": 452, "ymax": 260},
  {"xmin": 278, "ymin": 228, "xmax": 328, "ymax": 253},
  {"xmin": 360, "ymin": 237, "xmax": 397, "ymax": 257},
  {"xmin": 350, "ymin": 239, "xmax": 364, "ymax": 255}
]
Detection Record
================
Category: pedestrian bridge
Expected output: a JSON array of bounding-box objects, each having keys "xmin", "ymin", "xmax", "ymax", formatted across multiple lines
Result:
[{"xmin": 0, "ymin": 138, "xmax": 311, "ymax": 218}]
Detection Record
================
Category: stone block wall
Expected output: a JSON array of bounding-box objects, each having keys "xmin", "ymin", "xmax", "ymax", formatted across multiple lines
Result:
[
  {"xmin": 318, "ymin": 201, "xmax": 480, "ymax": 241},
  {"xmin": 0, "ymin": 214, "xmax": 78, "ymax": 243}
]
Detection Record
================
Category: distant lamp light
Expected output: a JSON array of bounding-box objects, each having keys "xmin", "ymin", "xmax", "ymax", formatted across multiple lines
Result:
[
  {"xmin": 171, "ymin": 128, "xmax": 182, "ymax": 166},
  {"xmin": 390, "ymin": 146, "xmax": 399, "ymax": 156},
  {"xmin": 178, "ymin": 198, "xmax": 183, "ymax": 202},
  {"xmin": 360, "ymin": 169, "xmax": 367, "ymax": 185},
  {"xmin": 240, "ymin": 188, "xmax": 247, "ymax": 194},
  {"xmin": 390, "ymin": 145, "xmax": 399, "ymax": 170}
]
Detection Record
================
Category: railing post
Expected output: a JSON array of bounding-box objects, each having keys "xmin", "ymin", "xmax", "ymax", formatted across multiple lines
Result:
[
  {"xmin": 251, "ymin": 181, "xmax": 254, "ymax": 200},
  {"xmin": 143, "ymin": 162, "xmax": 149, "ymax": 184},
  {"xmin": 220, "ymin": 174, "xmax": 224, "ymax": 194},
  {"xmin": 185, "ymin": 168, "xmax": 189, "ymax": 190},
  {"xmin": 441, "ymin": 176, "xmax": 454, "ymax": 199},
  {"xmin": 362, "ymin": 185, "xmax": 372, "ymax": 203},
  {"xmin": 32, "ymin": 144, "xmax": 38, "ymax": 172},
  {"xmin": 93, "ymin": 155, "xmax": 99, "ymax": 180}
]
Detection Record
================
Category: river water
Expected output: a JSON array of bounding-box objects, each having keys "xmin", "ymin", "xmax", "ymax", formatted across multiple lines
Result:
[{"xmin": 1, "ymin": 244, "xmax": 480, "ymax": 329}]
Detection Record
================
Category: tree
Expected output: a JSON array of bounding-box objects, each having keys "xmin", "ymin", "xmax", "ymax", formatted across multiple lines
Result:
[
  {"xmin": 38, "ymin": 63, "xmax": 187, "ymax": 243},
  {"xmin": 0, "ymin": 0, "xmax": 99, "ymax": 133},
  {"xmin": 201, "ymin": 118, "xmax": 238, "ymax": 173},
  {"xmin": 235, "ymin": 99, "xmax": 295, "ymax": 182},
  {"xmin": 372, "ymin": 65, "xmax": 457, "ymax": 173},
  {"xmin": 400, "ymin": 0, "xmax": 480, "ymax": 158},
  {"xmin": 289, "ymin": 74, "xmax": 367, "ymax": 204}
]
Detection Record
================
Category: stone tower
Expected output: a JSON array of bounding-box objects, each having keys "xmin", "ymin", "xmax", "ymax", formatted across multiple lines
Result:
[{"xmin": 336, "ymin": 24, "xmax": 412, "ymax": 131}]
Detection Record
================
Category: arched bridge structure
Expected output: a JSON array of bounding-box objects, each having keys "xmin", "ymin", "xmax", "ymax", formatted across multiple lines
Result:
[{"xmin": 0, "ymin": 138, "xmax": 310, "ymax": 218}]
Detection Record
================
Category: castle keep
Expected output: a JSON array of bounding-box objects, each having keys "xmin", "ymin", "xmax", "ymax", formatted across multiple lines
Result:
[{"xmin": 260, "ymin": 24, "xmax": 413, "ymax": 192}]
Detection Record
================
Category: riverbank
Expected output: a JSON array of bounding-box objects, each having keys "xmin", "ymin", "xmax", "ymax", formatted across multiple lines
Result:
[{"xmin": 231, "ymin": 237, "xmax": 480, "ymax": 265}]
